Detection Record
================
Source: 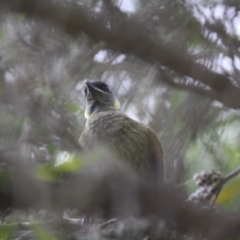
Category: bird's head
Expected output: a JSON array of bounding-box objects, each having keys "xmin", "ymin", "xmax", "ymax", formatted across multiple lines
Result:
[{"xmin": 83, "ymin": 80, "xmax": 120, "ymax": 119}]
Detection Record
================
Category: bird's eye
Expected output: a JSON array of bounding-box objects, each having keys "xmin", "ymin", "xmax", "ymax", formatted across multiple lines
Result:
[{"xmin": 104, "ymin": 86, "xmax": 109, "ymax": 92}]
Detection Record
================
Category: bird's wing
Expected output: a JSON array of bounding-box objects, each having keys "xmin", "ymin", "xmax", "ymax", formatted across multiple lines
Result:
[
  {"xmin": 104, "ymin": 112, "xmax": 164, "ymax": 182},
  {"xmin": 78, "ymin": 128, "xmax": 95, "ymax": 149},
  {"xmin": 146, "ymin": 128, "xmax": 164, "ymax": 182},
  {"xmin": 115, "ymin": 114, "xmax": 164, "ymax": 182}
]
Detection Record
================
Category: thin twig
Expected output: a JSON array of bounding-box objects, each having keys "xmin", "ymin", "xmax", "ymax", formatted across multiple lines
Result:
[
  {"xmin": 157, "ymin": 66, "xmax": 221, "ymax": 102},
  {"xmin": 176, "ymin": 178, "xmax": 193, "ymax": 188},
  {"xmin": 0, "ymin": 220, "xmax": 56, "ymax": 230},
  {"xmin": 97, "ymin": 218, "xmax": 118, "ymax": 229}
]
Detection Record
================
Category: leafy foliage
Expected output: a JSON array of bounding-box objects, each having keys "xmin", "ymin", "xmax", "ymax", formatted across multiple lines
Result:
[{"xmin": 0, "ymin": 0, "xmax": 240, "ymax": 239}]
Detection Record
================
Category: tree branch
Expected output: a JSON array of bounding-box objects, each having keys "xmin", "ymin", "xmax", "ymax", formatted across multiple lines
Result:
[
  {"xmin": 1, "ymin": 157, "xmax": 240, "ymax": 239},
  {"xmin": 158, "ymin": 67, "xmax": 221, "ymax": 101},
  {"xmin": 0, "ymin": 0, "xmax": 240, "ymax": 109},
  {"xmin": 211, "ymin": 165, "xmax": 240, "ymax": 206}
]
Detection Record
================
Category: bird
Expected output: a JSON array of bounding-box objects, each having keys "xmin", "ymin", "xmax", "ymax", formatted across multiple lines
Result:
[{"xmin": 79, "ymin": 80, "xmax": 164, "ymax": 182}]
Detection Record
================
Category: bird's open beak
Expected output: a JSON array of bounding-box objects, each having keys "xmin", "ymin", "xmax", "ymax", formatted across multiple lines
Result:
[
  {"xmin": 84, "ymin": 80, "xmax": 96, "ymax": 98},
  {"xmin": 84, "ymin": 80, "xmax": 120, "ymax": 110},
  {"xmin": 85, "ymin": 80, "xmax": 95, "ymax": 90},
  {"xmin": 84, "ymin": 80, "xmax": 108, "ymax": 100}
]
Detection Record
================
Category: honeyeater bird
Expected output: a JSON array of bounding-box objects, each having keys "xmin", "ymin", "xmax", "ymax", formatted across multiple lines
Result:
[{"xmin": 79, "ymin": 80, "xmax": 164, "ymax": 182}]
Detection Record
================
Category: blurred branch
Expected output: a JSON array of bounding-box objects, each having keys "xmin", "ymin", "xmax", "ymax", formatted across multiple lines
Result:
[
  {"xmin": 1, "ymin": 157, "xmax": 240, "ymax": 239},
  {"xmin": 0, "ymin": 0, "xmax": 240, "ymax": 109},
  {"xmin": 205, "ymin": 20, "xmax": 240, "ymax": 59},
  {"xmin": 0, "ymin": 220, "xmax": 57, "ymax": 230},
  {"xmin": 158, "ymin": 67, "xmax": 220, "ymax": 102},
  {"xmin": 211, "ymin": 165, "xmax": 240, "ymax": 206}
]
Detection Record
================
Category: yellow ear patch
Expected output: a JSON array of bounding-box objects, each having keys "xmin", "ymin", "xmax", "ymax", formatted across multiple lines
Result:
[
  {"xmin": 114, "ymin": 98, "xmax": 121, "ymax": 110},
  {"xmin": 84, "ymin": 109, "xmax": 90, "ymax": 119}
]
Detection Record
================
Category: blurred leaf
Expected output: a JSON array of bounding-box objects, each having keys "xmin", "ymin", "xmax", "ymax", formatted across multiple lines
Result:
[
  {"xmin": 54, "ymin": 153, "xmax": 82, "ymax": 172},
  {"xmin": 36, "ymin": 153, "xmax": 83, "ymax": 181},
  {"xmin": 46, "ymin": 143, "xmax": 56, "ymax": 156},
  {"xmin": 0, "ymin": 224, "xmax": 15, "ymax": 239},
  {"xmin": 185, "ymin": 18, "xmax": 203, "ymax": 47},
  {"xmin": 36, "ymin": 165, "xmax": 59, "ymax": 182},
  {"xmin": 65, "ymin": 101, "xmax": 80, "ymax": 113},
  {"xmin": 33, "ymin": 225, "xmax": 58, "ymax": 240},
  {"xmin": 216, "ymin": 177, "xmax": 240, "ymax": 204}
]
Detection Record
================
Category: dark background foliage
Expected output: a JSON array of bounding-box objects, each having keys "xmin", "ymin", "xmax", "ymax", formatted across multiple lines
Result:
[{"xmin": 1, "ymin": 0, "xmax": 240, "ymax": 239}]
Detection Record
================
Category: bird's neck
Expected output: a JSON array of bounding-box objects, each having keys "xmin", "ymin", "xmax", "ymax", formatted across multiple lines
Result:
[{"xmin": 84, "ymin": 102, "xmax": 118, "ymax": 119}]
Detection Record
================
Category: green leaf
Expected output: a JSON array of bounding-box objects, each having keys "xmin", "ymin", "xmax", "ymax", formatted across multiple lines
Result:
[
  {"xmin": 54, "ymin": 153, "xmax": 82, "ymax": 172},
  {"xmin": 37, "ymin": 149, "xmax": 106, "ymax": 182},
  {"xmin": 36, "ymin": 165, "xmax": 59, "ymax": 182},
  {"xmin": 33, "ymin": 225, "xmax": 58, "ymax": 240},
  {"xmin": 0, "ymin": 224, "xmax": 16, "ymax": 239},
  {"xmin": 216, "ymin": 177, "xmax": 240, "ymax": 204},
  {"xmin": 65, "ymin": 101, "xmax": 80, "ymax": 113},
  {"xmin": 36, "ymin": 153, "xmax": 83, "ymax": 182}
]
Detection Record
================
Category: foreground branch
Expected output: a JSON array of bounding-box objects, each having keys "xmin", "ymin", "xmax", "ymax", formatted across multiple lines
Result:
[{"xmin": 1, "ymin": 155, "xmax": 240, "ymax": 239}]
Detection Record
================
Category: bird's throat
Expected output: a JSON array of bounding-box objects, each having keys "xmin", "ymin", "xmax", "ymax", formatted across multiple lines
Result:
[{"xmin": 84, "ymin": 100, "xmax": 120, "ymax": 119}]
